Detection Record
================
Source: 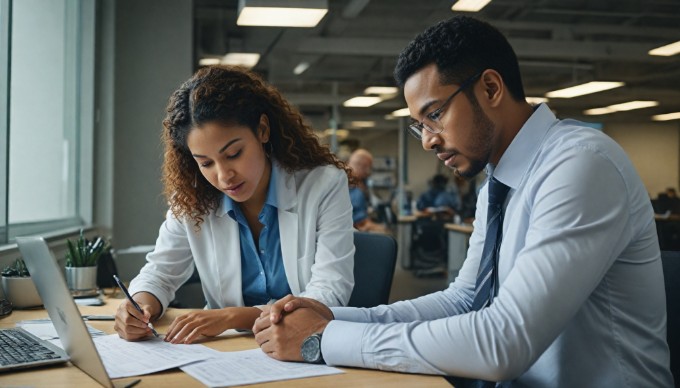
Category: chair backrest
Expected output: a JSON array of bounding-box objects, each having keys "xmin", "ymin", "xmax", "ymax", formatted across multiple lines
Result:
[
  {"xmin": 348, "ymin": 232, "xmax": 398, "ymax": 308},
  {"xmin": 661, "ymin": 250, "xmax": 680, "ymax": 384}
]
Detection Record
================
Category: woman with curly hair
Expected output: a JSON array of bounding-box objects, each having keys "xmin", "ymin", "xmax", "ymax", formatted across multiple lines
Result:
[{"xmin": 114, "ymin": 65, "xmax": 355, "ymax": 343}]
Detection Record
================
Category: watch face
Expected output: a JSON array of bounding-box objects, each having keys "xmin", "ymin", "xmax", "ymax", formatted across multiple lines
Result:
[{"xmin": 301, "ymin": 334, "xmax": 322, "ymax": 363}]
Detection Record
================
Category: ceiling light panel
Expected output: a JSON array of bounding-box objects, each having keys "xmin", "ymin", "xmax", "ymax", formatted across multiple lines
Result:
[
  {"xmin": 237, "ymin": 0, "xmax": 328, "ymax": 27},
  {"xmin": 652, "ymin": 112, "xmax": 680, "ymax": 121},
  {"xmin": 221, "ymin": 53, "xmax": 260, "ymax": 68},
  {"xmin": 648, "ymin": 40, "xmax": 680, "ymax": 56},
  {"xmin": 343, "ymin": 96, "xmax": 382, "ymax": 107},
  {"xmin": 545, "ymin": 81, "xmax": 624, "ymax": 98},
  {"xmin": 451, "ymin": 0, "xmax": 492, "ymax": 12}
]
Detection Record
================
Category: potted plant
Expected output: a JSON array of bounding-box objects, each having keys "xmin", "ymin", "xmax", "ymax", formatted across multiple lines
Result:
[
  {"xmin": 65, "ymin": 230, "xmax": 111, "ymax": 295},
  {"xmin": 1, "ymin": 258, "xmax": 42, "ymax": 308}
]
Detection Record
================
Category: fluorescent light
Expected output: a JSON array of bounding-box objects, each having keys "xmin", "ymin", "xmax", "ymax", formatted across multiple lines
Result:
[
  {"xmin": 364, "ymin": 86, "xmax": 399, "ymax": 95},
  {"xmin": 390, "ymin": 108, "xmax": 411, "ymax": 117},
  {"xmin": 526, "ymin": 97, "xmax": 548, "ymax": 105},
  {"xmin": 606, "ymin": 100, "xmax": 659, "ymax": 111},
  {"xmin": 237, "ymin": 0, "xmax": 328, "ymax": 27},
  {"xmin": 221, "ymin": 53, "xmax": 260, "ymax": 68},
  {"xmin": 343, "ymin": 96, "xmax": 383, "ymax": 107},
  {"xmin": 350, "ymin": 121, "xmax": 376, "ymax": 128},
  {"xmin": 649, "ymin": 40, "xmax": 680, "ymax": 56},
  {"xmin": 652, "ymin": 112, "xmax": 680, "ymax": 121},
  {"xmin": 584, "ymin": 100, "xmax": 659, "ymax": 115},
  {"xmin": 293, "ymin": 61, "xmax": 311, "ymax": 75},
  {"xmin": 451, "ymin": 0, "xmax": 491, "ymax": 12},
  {"xmin": 583, "ymin": 107, "xmax": 616, "ymax": 116},
  {"xmin": 545, "ymin": 81, "xmax": 624, "ymax": 98},
  {"xmin": 199, "ymin": 58, "xmax": 221, "ymax": 66}
]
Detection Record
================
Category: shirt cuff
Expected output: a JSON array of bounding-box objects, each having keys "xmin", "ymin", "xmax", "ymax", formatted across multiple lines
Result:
[
  {"xmin": 322, "ymin": 320, "xmax": 367, "ymax": 368},
  {"xmin": 330, "ymin": 306, "xmax": 372, "ymax": 322}
]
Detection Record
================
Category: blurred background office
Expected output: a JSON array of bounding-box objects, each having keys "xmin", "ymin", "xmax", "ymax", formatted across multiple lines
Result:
[{"xmin": 1, "ymin": 0, "xmax": 680, "ymax": 303}]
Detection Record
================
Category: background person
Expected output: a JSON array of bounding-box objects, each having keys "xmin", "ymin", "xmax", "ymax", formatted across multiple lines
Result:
[
  {"xmin": 114, "ymin": 65, "xmax": 355, "ymax": 344},
  {"xmin": 347, "ymin": 148, "xmax": 386, "ymax": 233},
  {"xmin": 416, "ymin": 173, "xmax": 460, "ymax": 219}
]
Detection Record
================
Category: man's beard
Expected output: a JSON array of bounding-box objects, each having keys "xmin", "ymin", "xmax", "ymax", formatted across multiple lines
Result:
[{"xmin": 451, "ymin": 98, "xmax": 494, "ymax": 179}]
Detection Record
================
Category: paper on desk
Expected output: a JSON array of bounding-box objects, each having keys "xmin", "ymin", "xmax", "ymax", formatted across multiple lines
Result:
[
  {"xmin": 94, "ymin": 334, "xmax": 221, "ymax": 378},
  {"xmin": 181, "ymin": 348, "xmax": 343, "ymax": 387}
]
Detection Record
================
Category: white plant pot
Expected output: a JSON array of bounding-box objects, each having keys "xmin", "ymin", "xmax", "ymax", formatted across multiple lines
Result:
[
  {"xmin": 65, "ymin": 266, "xmax": 98, "ymax": 292},
  {"xmin": 1, "ymin": 276, "xmax": 42, "ymax": 309}
]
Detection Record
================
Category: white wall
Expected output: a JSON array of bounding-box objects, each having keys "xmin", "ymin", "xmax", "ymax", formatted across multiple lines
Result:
[{"xmin": 605, "ymin": 122, "xmax": 680, "ymax": 197}]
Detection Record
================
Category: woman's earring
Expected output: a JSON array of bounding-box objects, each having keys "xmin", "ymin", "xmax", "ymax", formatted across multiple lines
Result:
[{"xmin": 193, "ymin": 172, "xmax": 198, "ymax": 188}]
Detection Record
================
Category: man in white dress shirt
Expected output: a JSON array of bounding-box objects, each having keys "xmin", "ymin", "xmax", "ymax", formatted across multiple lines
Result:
[{"xmin": 252, "ymin": 16, "xmax": 673, "ymax": 387}]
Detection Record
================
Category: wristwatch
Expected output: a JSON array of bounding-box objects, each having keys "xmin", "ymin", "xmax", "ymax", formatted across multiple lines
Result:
[{"xmin": 300, "ymin": 332, "xmax": 325, "ymax": 364}]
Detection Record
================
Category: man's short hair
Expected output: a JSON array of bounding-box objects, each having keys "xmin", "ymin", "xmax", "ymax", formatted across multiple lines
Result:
[{"xmin": 394, "ymin": 15, "xmax": 525, "ymax": 102}]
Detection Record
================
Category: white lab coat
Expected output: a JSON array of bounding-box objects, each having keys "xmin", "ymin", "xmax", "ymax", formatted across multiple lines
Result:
[{"xmin": 129, "ymin": 162, "xmax": 355, "ymax": 314}]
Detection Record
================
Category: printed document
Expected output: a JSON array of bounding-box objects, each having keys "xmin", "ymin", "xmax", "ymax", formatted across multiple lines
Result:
[
  {"xmin": 93, "ymin": 334, "xmax": 220, "ymax": 378},
  {"xmin": 181, "ymin": 348, "xmax": 343, "ymax": 387}
]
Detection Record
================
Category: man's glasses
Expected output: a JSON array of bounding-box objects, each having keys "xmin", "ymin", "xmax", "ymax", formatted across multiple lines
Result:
[{"xmin": 408, "ymin": 71, "xmax": 483, "ymax": 140}]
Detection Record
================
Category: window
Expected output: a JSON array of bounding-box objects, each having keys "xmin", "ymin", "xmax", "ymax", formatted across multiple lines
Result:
[{"xmin": 0, "ymin": 0, "xmax": 94, "ymax": 245}]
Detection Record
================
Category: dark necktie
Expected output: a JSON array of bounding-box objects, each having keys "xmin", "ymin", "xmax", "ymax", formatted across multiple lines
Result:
[
  {"xmin": 469, "ymin": 177, "xmax": 510, "ymax": 388},
  {"xmin": 472, "ymin": 177, "xmax": 510, "ymax": 310}
]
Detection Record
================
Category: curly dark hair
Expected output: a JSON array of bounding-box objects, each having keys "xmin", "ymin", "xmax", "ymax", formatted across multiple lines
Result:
[
  {"xmin": 162, "ymin": 65, "xmax": 352, "ymax": 228},
  {"xmin": 394, "ymin": 15, "xmax": 525, "ymax": 102}
]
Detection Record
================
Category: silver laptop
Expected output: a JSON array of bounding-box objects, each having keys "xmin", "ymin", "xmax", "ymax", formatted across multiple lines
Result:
[{"xmin": 16, "ymin": 236, "xmax": 139, "ymax": 388}]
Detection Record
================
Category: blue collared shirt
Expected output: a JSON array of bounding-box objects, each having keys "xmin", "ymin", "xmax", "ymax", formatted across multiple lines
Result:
[
  {"xmin": 224, "ymin": 166, "xmax": 291, "ymax": 306},
  {"xmin": 323, "ymin": 104, "xmax": 672, "ymax": 386},
  {"xmin": 349, "ymin": 186, "xmax": 369, "ymax": 224}
]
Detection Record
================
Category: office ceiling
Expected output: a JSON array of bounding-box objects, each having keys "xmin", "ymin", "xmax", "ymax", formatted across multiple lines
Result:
[{"xmin": 194, "ymin": 0, "xmax": 680, "ymax": 143}]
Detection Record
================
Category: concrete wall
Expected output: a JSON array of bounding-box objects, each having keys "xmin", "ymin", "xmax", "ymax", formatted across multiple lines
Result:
[{"xmin": 110, "ymin": 0, "xmax": 193, "ymax": 250}]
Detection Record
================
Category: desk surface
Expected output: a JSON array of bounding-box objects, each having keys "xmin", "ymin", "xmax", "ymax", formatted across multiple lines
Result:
[{"xmin": 0, "ymin": 293, "xmax": 448, "ymax": 387}]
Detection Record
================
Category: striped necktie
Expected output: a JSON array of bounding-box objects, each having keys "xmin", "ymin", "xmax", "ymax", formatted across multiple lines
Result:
[
  {"xmin": 468, "ymin": 177, "xmax": 510, "ymax": 388},
  {"xmin": 472, "ymin": 177, "xmax": 510, "ymax": 310}
]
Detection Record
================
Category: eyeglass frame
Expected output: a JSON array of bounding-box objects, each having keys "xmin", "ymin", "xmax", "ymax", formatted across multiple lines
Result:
[{"xmin": 408, "ymin": 71, "xmax": 483, "ymax": 140}]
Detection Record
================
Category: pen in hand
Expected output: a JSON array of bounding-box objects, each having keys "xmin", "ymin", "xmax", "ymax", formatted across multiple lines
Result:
[{"xmin": 112, "ymin": 274, "xmax": 159, "ymax": 338}]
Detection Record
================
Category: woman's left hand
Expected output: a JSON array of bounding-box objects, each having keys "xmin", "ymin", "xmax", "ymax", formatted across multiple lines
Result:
[{"xmin": 165, "ymin": 307, "xmax": 261, "ymax": 344}]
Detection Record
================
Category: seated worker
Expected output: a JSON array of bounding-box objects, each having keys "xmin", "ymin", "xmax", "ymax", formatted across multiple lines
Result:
[
  {"xmin": 347, "ymin": 149, "xmax": 386, "ymax": 233},
  {"xmin": 251, "ymin": 16, "xmax": 672, "ymax": 387},
  {"xmin": 114, "ymin": 65, "xmax": 355, "ymax": 344},
  {"xmin": 416, "ymin": 174, "xmax": 460, "ymax": 218}
]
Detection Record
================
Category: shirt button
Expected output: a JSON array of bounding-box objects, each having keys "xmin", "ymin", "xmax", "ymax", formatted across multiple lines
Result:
[
  {"xmin": 260, "ymin": 271, "xmax": 264, "ymax": 275},
  {"xmin": 260, "ymin": 249, "xmax": 265, "ymax": 254}
]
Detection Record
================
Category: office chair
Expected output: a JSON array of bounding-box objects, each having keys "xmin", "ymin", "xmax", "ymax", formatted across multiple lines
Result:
[
  {"xmin": 662, "ymin": 251, "xmax": 680, "ymax": 384},
  {"xmin": 348, "ymin": 232, "xmax": 398, "ymax": 308}
]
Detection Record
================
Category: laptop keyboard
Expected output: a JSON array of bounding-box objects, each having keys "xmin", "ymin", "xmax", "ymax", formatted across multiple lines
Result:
[{"xmin": 0, "ymin": 328, "xmax": 62, "ymax": 366}]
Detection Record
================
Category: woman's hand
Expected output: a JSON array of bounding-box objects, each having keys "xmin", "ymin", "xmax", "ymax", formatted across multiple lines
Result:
[
  {"xmin": 165, "ymin": 307, "xmax": 261, "ymax": 344},
  {"xmin": 114, "ymin": 298, "xmax": 156, "ymax": 341}
]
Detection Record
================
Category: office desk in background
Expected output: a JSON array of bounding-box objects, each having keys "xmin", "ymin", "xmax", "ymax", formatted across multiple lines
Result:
[
  {"xmin": 0, "ymin": 293, "xmax": 449, "ymax": 387},
  {"xmin": 445, "ymin": 223, "xmax": 473, "ymax": 283},
  {"xmin": 397, "ymin": 215, "xmax": 418, "ymax": 269}
]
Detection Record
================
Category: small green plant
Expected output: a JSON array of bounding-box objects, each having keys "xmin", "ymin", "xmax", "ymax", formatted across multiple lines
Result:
[
  {"xmin": 65, "ymin": 230, "xmax": 111, "ymax": 267},
  {"xmin": 1, "ymin": 258, "xmax": 30, "ymax": 277}
]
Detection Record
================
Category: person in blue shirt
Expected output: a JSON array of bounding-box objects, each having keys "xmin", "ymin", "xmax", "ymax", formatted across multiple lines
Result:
[
  {"xmin": 114, "ymin": 65, "xmax": 355, "ymax": 344},
  {"xmin": 348, "ymin": 149, "xmax": 385, "ymax": 232},
  {"xmin": 416, "ymin": 174, "xmax": 460, "ymax": 218},
  {"xmin": 252, "ymin": 15, "xmax": 672, "ymax": 387}
]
